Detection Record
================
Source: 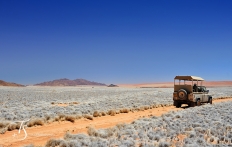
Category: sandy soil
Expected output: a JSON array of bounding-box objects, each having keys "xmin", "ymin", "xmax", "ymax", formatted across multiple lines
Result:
[
  {"xmin": 119, "ymin": 81, "xmax": 232, "ymax": 88},
  {"xmin": 0, "ymin": 98, "xmax": 232, "ymax": 147}
]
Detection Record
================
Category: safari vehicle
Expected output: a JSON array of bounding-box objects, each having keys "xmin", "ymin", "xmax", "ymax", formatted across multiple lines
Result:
[{"xmin": 173, "ymin": 76, "xmax": 212, "ymax": 107}]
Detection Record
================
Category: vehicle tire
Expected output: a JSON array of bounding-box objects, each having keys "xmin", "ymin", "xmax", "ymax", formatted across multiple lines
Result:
[
  {"xmin": 174, "ymin": 101, "xmax": 181, "ymax": 108},
  {"xmin": 174, "ymin": 101, "xmax": 177, "ymax": 106},
  {"xmin": 209, "ymin": 98, "xmax": 212, "ymax": 104},
  {"xmin": 177, "ymin": 89, "xmax": 187, "ymax": 100},
  {"xmin": 177, "ymin": 103, "xmax": 181, "ymax": 108},
  {"xmin": 196, "ymin": 99, "xmax": 201, "ymax": 106}
]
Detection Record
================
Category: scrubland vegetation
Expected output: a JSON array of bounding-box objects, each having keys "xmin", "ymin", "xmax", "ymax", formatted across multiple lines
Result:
[
  {"xmin": 0, "ymin": 86, "xmax": 232, "ymax": 134},
  {"xmin": 41, "ymin": 102, "xmax": 232, "ymax": 146}
]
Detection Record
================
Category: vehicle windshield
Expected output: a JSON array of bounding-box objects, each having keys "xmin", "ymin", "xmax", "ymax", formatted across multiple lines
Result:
[{"xmin": 198, "ymin": 86, "xmax": 206, "ymax": 92}]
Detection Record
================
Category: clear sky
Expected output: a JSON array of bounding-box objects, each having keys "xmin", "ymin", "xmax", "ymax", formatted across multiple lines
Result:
[{"xmin": 0, "ymin": 0, "xmax": 232, "ymax": 85}]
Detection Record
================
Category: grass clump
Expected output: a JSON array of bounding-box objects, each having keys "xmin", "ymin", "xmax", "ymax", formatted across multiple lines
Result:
[
  {"xmin": 83, "ymin": 114, "xmax": 93, "ymax": 120},
  {"xmin": 27, "ymin": 118, "xmax": 44, "ymax": 127},
  {"xmin": 120, "ymin": 108, "xmax": 130, "ymax": 113},
  {"xmin": 108, "ymin": 110, "xmax": 116, "ymax": 116},
  {"xmin": 93, "ymin": 111, "xmax": 100, "ymax": 117},
  {"xmin": 65, "ymin": 115, "xmax": 76, "ymax": 123},
  {"xmin": 45, "ymin": 139, "xmax": 67, "ymax": 147},
  {"xmin": 0, "ymin": 127, "xmax": 7, "ymax": 134},
  {"xmin": 7, "ymin": 122, "xmax": 19, "ymax": 131}
]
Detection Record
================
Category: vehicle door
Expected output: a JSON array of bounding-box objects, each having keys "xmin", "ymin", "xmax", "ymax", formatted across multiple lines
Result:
[{"xmin": 202, "ymin": 87, "xmax": 207, "ymax": 102}]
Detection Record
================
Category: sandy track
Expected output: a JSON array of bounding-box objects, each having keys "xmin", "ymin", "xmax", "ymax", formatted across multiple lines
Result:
[{"xmin": 0, "ymin": 98, "xmax": 232, "ymax": 147}]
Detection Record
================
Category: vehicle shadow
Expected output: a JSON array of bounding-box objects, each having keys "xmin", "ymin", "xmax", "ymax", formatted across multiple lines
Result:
[{"xmin": 180, "ymin": 103, "xmax": 208, "ymax": 109}]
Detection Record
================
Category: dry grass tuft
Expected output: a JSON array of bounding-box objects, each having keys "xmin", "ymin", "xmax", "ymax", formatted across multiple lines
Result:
[
  {"xmin": 58, "ymin": 114, "xmax": 66, "ymax": 121},
  {"xmin": 54, "ymin": 116, "xmax": 60, "ymax": 121},
  {"xmin": 0, "ymin": 121, "xmax": 9, "ymax": 129},
  {"xmin": 139, "ymin": 106, "xmax": 145, "ymax": 111},
  {"xmin": 101, "ymin": 111, "xmax": 106, "ymax": 116},
  {"xmin": 7, "ymin": 122, "xmax": 18, "ymax": 131},
  {"xmin": 144, "ymin": 106, "xmax": 149, "ymax": 110},
  {"xmin": 108, "ymin": 110, "xmax": 116, "ymax": 116},
  {"xmin": 120, "ymin": 108, "xmax": 130, "ymax": 113},
  {"xmin": 27, "ymin": 118, "xmax": 44, "ymax": 127},
  {"xmin": 83, "ymin": 114, "xmax": 93, "ymax": 120},
  {"xmin": 87, "ymin": 126, "xmax": 97, "ymax": 136},
  {"xmin": 71, "ymin": 101, "xmax": 79, "ymax": 104},
  {"xmin": 75, "ymin": 115, "xmax": 82, "ymax": 120},
  {"xmin": 65, "ymin": 115, "xmax": 75, "ymax": 123},
  {"xmin": 93, "ymin": 111, "xmax": 100, "ymax": 117},
  {"xmin": 0, "ymin": 128, "xmax": 7, "ymax": 134},
  {"xmin": 45, "ymin": 139, "xmax": 64, "ymax": 147}
]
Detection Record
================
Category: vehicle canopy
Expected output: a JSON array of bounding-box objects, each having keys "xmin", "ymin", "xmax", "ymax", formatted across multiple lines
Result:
[{"xmin": 174, "ymin": 76, "xmax": 204, "ymax": 81}]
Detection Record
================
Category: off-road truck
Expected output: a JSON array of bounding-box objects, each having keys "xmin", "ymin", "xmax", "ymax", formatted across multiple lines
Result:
[{"xmin": 173, "ymin": 76, "xmax": 212, "ymax": 107}]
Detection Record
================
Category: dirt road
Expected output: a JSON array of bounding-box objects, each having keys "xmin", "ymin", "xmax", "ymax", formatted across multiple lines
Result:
[{"xmin": 0, "ymin": 98, "xmax": 231, "ymax": 147}]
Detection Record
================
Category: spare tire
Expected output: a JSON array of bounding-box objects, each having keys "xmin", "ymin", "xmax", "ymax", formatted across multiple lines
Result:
[{"xmin": 178, "ymin": 89, "xmax": 187, "ymax": 100}]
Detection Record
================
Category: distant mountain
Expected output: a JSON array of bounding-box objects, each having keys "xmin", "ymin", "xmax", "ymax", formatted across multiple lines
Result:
[
  {"xmin": 0, "ymin": 80, "xmax": 25, "ymax": 87},
  {"xmin": 35, "ymin": 78, "xmax": 107, "ymax": 86},
  {"xmin": 108, "ymin": 84, "xmax": 119, "ymax": 87}
]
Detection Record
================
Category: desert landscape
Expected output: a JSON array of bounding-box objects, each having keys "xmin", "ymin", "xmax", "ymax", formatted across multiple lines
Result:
[
  {"xmin": 2, "ymin": 0, "xmax": 232, "ymax": 146},
  {"xmin": 0, "ymin": 83, "xmax": 232, "ymax": 147}
]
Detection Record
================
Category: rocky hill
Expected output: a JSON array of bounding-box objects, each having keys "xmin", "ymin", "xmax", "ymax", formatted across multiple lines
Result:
[
  {"xmin": 35, "ymin": 78, "xmax": 107, "ymax": 86},
  {"xmin": 0, "ymin": 80, "xmax": 25, "ymax": 87}
]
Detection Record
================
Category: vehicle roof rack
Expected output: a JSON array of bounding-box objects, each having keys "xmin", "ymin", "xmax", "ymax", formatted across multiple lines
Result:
[{"xmin": 174, "ymin": 76, "xmax": 204, "ymax": 81}]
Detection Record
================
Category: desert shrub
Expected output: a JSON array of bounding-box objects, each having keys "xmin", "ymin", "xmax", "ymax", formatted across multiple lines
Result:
[
  {"xmin": 66, "ymin": 140, "xmax": 82, "ymax": 147},
  {"xmin": 45, "ymin": 139, "xmax": 67, "ymax": 147},
  {"xmin": 139, "ymin": 106, "xmax": 145, "ymax": 111},
  {"xmin": 108, "ymin": 110, "xmax": 116, "ymax": 116},
  {"xmin": 75, "ymin": 115, "xmax": 82, "ymax": 119},
  {"xmin": 87, "ymin": 127, "xmax": 98, "ymax": 137},
  {"xmin": 0, "ymin": 127, "xmax": 7, "ymax": 134},
  {"xmin": 83, "ymin": 114, "xmax": 93, "ymax": 120},
  {"xmin": 158, "ymin": 141, "xmax": 170, "ymax": 147},
  {"xmin": 58, "ymin": 114, "xmax": 66, "ymax": 121},
  {"xmin": 93, "ymin": 111, "xmax": 100, "ymax": 117},
  {"xmin": 71, "ymin": 101, "xmax": 79, "ymax": 104},
  {"xmin": 101, "ymin": 111, "xmax": 106, "ymax": 116},
  {"xmin": 119, "ymin": 108, "xmax": 129, "ymax": 113},
  {"xmin": 54, "ymin": 116, "xmax": 60, "ymax": 121},
  {"xmin": 27, "ymin": 118, "xmax": 44, "ymax": 127},
  {"xmin": 120, "ymin": 138, "xmax": 135, "ymax": 147},
  {"xmin": 65, "ymin": 115, "xmax": 76, "ymax": 123},
  {"xmin": 143, "ymin": 105, "xmax": 149, "ymax": 110},
  {"xmin": 7, "ymin": 122, "xmax": 18, "ymax": 131},
  {"xmin": 0, "ymin": 121, "xmax": 9, "ymax": 129}
]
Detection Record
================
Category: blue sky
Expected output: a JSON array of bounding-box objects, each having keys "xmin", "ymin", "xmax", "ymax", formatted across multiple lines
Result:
[{"xmin": 0, "ymin": 0, "xmax": 232, "ymax": 85}]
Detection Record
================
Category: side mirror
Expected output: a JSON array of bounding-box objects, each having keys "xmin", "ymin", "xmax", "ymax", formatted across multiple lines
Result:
[{"xmin": 206, "ymin": 90, "xmax": 209, "ymax": 93}]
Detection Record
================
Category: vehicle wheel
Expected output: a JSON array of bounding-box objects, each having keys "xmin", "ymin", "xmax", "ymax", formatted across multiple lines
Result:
[
  {"xmin": 209, "ymin": 98, "xmax": 212, "ymax": 104},
  {"xmin": 177, "ymin": 89, "xmax": 187, "ymax": 100},
  {"xmin": 174, "ymin": 101, "xmax": 181, "ymax": 108},
  {"xmin": 196, "ymin": 99, "xmax": 201, "ymax": 106},
  {"xmin": 177, "ymin": 103, "xmax": 181, "ymax": 108},
  {"xmin": 174, "ymin": 101, "xmax": 177, "ymax": 106}
]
